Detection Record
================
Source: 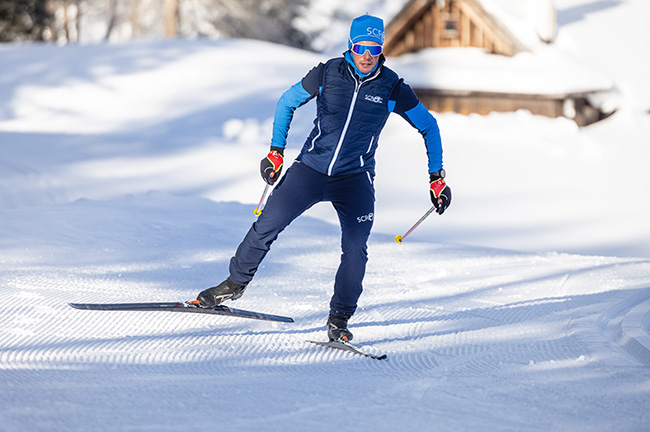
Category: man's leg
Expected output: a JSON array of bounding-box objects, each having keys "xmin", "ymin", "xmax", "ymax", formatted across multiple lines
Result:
[
  {"xmin": 229, "ymin": 162, "xmax": 325, "ymax": 286},
  {"xmin": 327, "ymin": 172, "xmax": 375, "ymax": 319}
]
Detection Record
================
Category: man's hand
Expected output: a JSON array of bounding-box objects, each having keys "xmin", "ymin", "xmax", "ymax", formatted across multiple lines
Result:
[
  {"xmin": 260, "ymin": 149, "xmax": 284, "ymax": 185},
  {"xmin": 430, "ymin": 172, "xmax": 452, "ymax": 215}
]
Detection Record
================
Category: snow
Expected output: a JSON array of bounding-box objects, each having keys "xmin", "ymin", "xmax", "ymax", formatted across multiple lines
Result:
[
  {"xmin": 479, "ymin": 0, "xmax": 557, "ymax": 46},
  {"xmin": 390, "ymin": 46, "xmax": 614, "ymax": 96},
  {"xmin": 1, "ymin": 1, "xmax": 650, "ymax": 431}
]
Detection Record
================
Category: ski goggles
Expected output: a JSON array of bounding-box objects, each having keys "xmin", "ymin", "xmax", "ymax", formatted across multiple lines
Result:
[{"xmin": 351, "ymin": 43, "xmax": 383, "ymax": 57}]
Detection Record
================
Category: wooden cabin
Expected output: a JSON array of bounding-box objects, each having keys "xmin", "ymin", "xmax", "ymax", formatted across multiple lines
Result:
[
  {"xmin": 384, "ymin": 0, "xmax": 613, "ymax": 126},
  {"xmin": 384, "ymin": 0, "xmax": 526, "ymax": 57}
]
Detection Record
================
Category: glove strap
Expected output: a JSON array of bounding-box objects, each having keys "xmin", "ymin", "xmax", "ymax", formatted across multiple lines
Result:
[
  {"xmin": 267, "ymin": 150, "xmax": 283, "ymax": 172},
  {"xmin": 430, "ymin": 178, "xmax": 447, "ymax": 199}
]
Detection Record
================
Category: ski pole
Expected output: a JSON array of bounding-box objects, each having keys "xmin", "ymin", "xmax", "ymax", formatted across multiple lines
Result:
[
  {"xmin": 254, "ymin": 183, "xmax": 271, "ymax": 216},
  {"xmin": 254, "ymin": 170, "xmax": 280, "ymax": 216},
  {"xmin": 395, "ymin": 205, "xmax": 436, "ymax": 244}
]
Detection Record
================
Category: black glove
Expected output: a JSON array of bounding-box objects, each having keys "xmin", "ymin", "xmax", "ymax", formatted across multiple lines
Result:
[
  {"xmin": 260, "ymin": 148, "xmax": 284, "ymax": 185},
  {"xmin": 430, "ymin": 172, "xmax": 452, "ymax": 215}
]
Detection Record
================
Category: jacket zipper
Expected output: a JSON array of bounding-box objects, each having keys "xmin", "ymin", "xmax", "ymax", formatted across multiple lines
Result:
[{"xmin": 327, "ymin": 67, "xmax": 381, "ymax": 176}]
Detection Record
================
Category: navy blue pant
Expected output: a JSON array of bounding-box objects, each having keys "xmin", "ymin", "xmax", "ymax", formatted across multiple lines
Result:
[{"xmin": 229, "ymin": 162, "xmax": 375, "ymax": 318}]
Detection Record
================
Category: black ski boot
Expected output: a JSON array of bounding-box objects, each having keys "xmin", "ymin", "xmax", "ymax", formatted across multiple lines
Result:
[
  {"xmin": 197, "ymin": 278, "xmax": 246, "ymax": 307},
  {"xmin": 327, "ymin": 314, "xmax": 353, "ymax": 342}
]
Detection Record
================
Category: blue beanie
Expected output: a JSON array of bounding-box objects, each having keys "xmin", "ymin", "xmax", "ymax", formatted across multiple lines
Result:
[{"xmin": 348, "ymin": 14, "xmax": 384, "ymax": 48}]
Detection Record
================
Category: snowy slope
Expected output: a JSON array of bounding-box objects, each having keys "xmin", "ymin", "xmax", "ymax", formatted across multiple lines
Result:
[
  {"xmin": 1, "ymin": 1, "xmax": 650, "ymax": 431},
  {"xmin": 2, "ymin": 191, "xmax": 649, "ymax": 431}
]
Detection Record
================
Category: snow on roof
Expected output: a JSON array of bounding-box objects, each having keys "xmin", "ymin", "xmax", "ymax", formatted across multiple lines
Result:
[
  {"xmin": 389, "ymin": 46, "xmax": 614, "ymax": 97},
  {"xmin": 384, "ymin": 0, "xmax": 613, "ymax": 98}
]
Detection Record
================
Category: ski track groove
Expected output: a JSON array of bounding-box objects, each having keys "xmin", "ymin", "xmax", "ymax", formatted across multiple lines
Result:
[
  {"xmin": 0, "ymin": 255, "xmax": 596, "ymax": 382},
  {"xmin": 363, "ymin": 286, "xmax": 593, "ymax": 376},
  {"xmin": 3, "ymin": 260, "xmax": 649, "ymax": 387}
]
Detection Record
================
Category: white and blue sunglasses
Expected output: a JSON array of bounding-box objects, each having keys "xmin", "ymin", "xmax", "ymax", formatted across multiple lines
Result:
[{"xmin": 350, "ymin": 43, "xmax": 383, "ymax": 57}]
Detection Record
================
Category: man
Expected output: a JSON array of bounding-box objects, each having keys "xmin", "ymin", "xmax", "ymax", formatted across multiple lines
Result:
[{"xmin": 197, "ymin": 14, "xmax": 451, "ymax": 342}]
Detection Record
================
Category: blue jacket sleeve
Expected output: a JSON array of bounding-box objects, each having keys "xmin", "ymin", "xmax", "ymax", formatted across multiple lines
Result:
[
  {"xmin": 391, "ymin": 81, "xmax": 443, "ymax": 173},
  {"xmin": 270, "ymin": 64, "xmax": 322, "ymax": 150}
]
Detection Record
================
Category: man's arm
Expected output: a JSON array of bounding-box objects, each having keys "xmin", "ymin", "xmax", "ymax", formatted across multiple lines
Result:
[
  {"xmin": 270, "ymin": 63, "xmax": 323, "ymax": 151},
  {"xmin": 391, "ymin": 81, "xmax": 450, "ymax": 214},
  {"xmin": 390, "ymin": 81, "xmax": 443, "ymax": 173}
]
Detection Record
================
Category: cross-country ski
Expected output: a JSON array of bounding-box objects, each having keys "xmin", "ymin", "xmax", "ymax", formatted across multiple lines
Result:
[
  {"xmin": 307, "ymin": 340, "xmax": 388, "ymax": 360},
  {"xmin": 68, "ymin": 301, "xmax": 294, "ymax": 323}
]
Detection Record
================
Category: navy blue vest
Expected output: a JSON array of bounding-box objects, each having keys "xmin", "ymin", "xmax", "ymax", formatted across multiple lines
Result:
[{"xmin": 297, "ymin": 58, "xmax": 400, "ymax": 177}]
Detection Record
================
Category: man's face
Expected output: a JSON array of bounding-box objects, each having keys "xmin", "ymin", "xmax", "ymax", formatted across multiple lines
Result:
[{"xmin": 351, "ymin": 40, "xmax": 381, "ymax": 74}]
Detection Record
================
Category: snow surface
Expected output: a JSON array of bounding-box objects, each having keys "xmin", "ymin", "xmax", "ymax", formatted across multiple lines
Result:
[{"xmin": 1, "ymin": 1, "xmax": 650, "ymax": 430}]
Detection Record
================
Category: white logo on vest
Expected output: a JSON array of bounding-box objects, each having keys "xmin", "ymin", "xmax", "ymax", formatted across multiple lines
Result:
[{"xmin": 365, "ymin": 94, "xmax": 383, "ymax": 104}]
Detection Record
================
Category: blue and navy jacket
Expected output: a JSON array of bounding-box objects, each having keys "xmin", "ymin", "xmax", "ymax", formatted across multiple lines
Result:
[{"xmin": 271, "ymin": 55, "xmax": 443, "ymax": 177}]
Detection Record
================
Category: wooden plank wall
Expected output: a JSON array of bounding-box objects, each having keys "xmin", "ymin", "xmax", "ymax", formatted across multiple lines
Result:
[
  {"xmin": 384, "ymin": 0, "xmax": 524, "ymax": 57},
  {"xmin": 413, "ymin": 89, "xmax": 605, "ymax": 126}
]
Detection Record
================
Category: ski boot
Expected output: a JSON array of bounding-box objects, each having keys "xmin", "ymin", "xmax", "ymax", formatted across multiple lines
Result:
[
  {"xmin": 197, "ymin": 278, "xmax": 246, "ymax": 307},
  {"xmin": 327, "ymin": 314, "xmax": 353, "ymax": 342}
]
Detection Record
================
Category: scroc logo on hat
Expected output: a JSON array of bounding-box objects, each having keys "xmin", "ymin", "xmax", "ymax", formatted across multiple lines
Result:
[{"xmin": 365, "ymin": 26, "xmax": 384, "ymax": 43}]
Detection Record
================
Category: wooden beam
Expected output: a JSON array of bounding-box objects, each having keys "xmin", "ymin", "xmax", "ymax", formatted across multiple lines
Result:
[{"xmin": 460, "ymin": 9, "xmax": 470, "ymax": 46}]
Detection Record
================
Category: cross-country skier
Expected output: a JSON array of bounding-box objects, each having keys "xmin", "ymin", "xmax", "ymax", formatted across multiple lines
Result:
[{"xmin": 197, "ymin": 14, "xmax": 452, "ymax": 342}]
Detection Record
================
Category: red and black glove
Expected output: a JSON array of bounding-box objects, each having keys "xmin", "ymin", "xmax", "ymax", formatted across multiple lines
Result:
[
  {"xmin": 430, "ymin": 170, "xmax": 452, "ymax": 215},
  {"xmin": 260, "ymin": 148, "xmax": 284, "ymax": 185}
]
